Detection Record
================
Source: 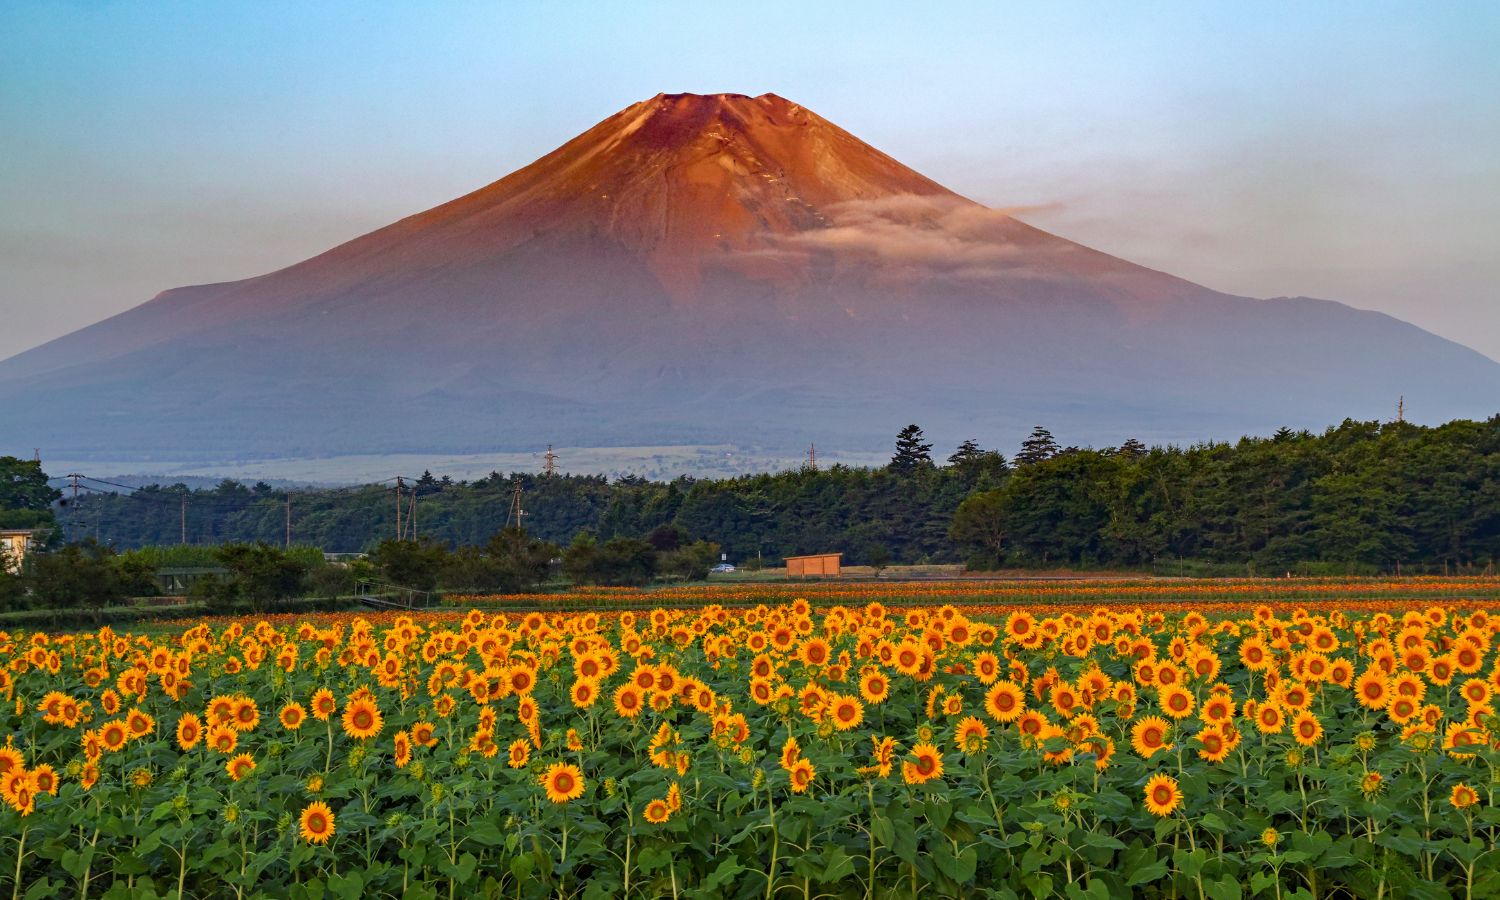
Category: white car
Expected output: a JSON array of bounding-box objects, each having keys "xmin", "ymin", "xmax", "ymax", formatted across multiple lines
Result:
[{"xmin": 710, "ymin": 563, "xmax": 736, "ymax": 573}]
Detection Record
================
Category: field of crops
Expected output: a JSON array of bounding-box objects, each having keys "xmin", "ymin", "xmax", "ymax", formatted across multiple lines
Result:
[
  {"xmin": 445, "ymin": 575, "xmax": 1500, "ymax": 611},
  {"xmin": 5, "ymin": 597, "xmax": 1500, "ymax": 898}
]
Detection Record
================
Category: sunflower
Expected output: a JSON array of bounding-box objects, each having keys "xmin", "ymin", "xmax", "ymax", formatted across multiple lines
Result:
[
  {"xmin": 1444, "ymin": 723, "xmax": 1483, "ymax": 758},
  {"xmin": 29, "ymin": 764, "xmax": 57, "ymax": 797},
  {"xmin": 411, "ymin": 721, "xmax": 437, "ymax": 748},
  {"xmin": 540, "ymin": 763, "xmax": 585, "ymax": 804},
  {"xmin": 899, "ymin": 742, "xmax": 944, "ymax": 785},
  {"xmin": 1005, "ymin": 612, "xmax": 1036, "ymax": 643},
  {"xmin": 1158, "ymin": 685, "xmax": 1194, "ymax": 720},
  {"xmin": 226, "ymin": 753, "xmax": 256, "ymax": 781},
  {"xmin": 100, "ymin": 720, "xmax": 129, "ymax": 753},
  {"xmin": 280, "ymin": 703, "xmax": 307, "ymax": 730},
  {"xmin": 1081, "ymin": 735, "xmax": 1115, "ymax": 771},
  {"xmin": 955, "ymin": 716, "xmax": 990, "ymax": 755},
  {"xmin": 0, "ymin": 746, "xmax": 22, "ymax": 776},
  {"xmin": 300, "ymin": 801, "xmax": 336, "ymax": 844},
  {"xmin": 207, "ymin": 723, "xmax": 239, "ymax": 755},
  {"xmin": 310, "ymin": 689, "xmax": 337, "ymax": 721},
  {"xmin": 1200, "ymin": 694, "xmax": 1234, "ymax": 724},
  {"xmin": 787, "ymin": 758, "xmax": 816, "ymax": 794},
  {"xmin": 613, "ymin": 684, "xmax": 644, "ymax": 719},
  {"xmin": 893, "ymin": 642, "xmax": 924, "ymax": 676},
  {"xmin": 1255, "ymin": 704, "xmax": 1285, "ymax": 734},
  {"xmin": 1461, "ymin": 679, "xmax": 1491, "ymax": 707},
  {"xmin": 570, "ymin": 678, "xmax": 599, "ymax": 709},
  {"xmin": 1451, "ymin": 783, "xmax": 1480, "ymax": 810},
  {"xmin": 231, "ymin": 697, "xmax": 260, "ymax": 732},
  {"xmin": 125, "ymin": 708, "xmax": 155, "ymax": 740},
  {"xmin": 984, "ymin": 680, "xmax": 1025, "ymax": 723},
  {"xmin": 394, "ymin": 730, "xmax": 412, "ymax": 768},
  {"xmin": 1386, "ymin": 695, "xmax": 1419, "ymax": 725},
  {"xmin": 1291, "ymin": 711, "xmax": 1324, "ymax": 747},
  {"xmin": 829, "ymin": 694, "xmax": 864, "ymax": 731},
  {"xmin": 1130, "ymin": 716, "xmax": 1172, "ymax": 759},
  {"xmin": 1195, "ymin": 726, "xmax": 1232, "ymax": 764},
  {"xmin": 508, "ymin": 739, "xmax": 531, "ymax": 769},
  {"xmin": 341, "ymin": 697, "xmax": 383, "ymax": 740},
  {"xmin": 176, "ymin": 713, "xmax": 203, "ymax": 750},
  {"xmin": 470, "ymin": 728, "xmax": 499, "ymax": 759},
  {"xmin": 1238, "ymin": 637, "xmax": 1272, "ymax": 671},
  {"xmin": 1143, "ymin": 773, "xmax": 1183, "ymax": 817},
  {"xmin": 859, "ymin": 670, "xmax": 890, "ymax": 704},
  {"xmin": 643, "ymin": 798, "xmax": 672, "ymax": 824},
  {"xmin": 573, "ymin": 653, "xmax": 604, "ymax": 681},
  {"xmin": 973, "ymin": 651, "xmax": 1001, "ymax": 685},
  {"xmin": 780, "ymin": 736, "xmax": 801, "ymax": 771},
  {"xmin": 207, "ymin": 694, "xmax": 237, "ymax": 725},
  {"xmin": 2, "ymin": 771, "xmax": 34, "ymax": 815},
  {"xmin": 798, "ymin": 638, "xmax": 831, "ymax": 668},
  {"xmin": 507, "ymin": 665, "xmax": 537, "ymax": 696}
]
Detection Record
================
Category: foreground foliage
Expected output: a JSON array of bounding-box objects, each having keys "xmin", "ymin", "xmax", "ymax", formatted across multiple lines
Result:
[{"xmin": 4, "ymin": 600, "xmax": 1500, "ymax": 898}]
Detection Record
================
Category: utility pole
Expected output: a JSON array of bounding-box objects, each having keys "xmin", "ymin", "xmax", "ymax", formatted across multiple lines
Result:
[
  {"xmin": 543, "ymin": 444, "xmax": 558, "ymax": 476},
  {"xmin": 506, "ymin": 483, "xmax": 526, "ymax": 529},
  {"xmin": 394, "ymin": 476, "xmax": 403, "ymax": 541},
  {"xmin": 63, "ymin": 473, "xmax": 82, "ymax": 542},
  {"xmin": 407, "ymin": 491, "xmax": 417, "ymax": 541}
]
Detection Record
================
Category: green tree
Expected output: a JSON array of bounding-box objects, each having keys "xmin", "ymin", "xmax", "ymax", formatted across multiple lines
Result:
[
  {"xmin": 1014, "ymin": 426, "xmax": 1059, "ymax": 467},
  {"xmin": 947, "ymin": 440, "xmax": 1009, "ymax": 487},
  {"xmin": 370, "ymin": 539, "xmax": 448, "ymax": 591},
  {"xmin": 561, "ymin": 533, "xmax": 598, "ymax": 585},
  {"xmin": 0, "ymin": 456, "xmax": 60, "ymax": 512},
  {"xmin": 212, "ymin": 542, "xmax": 311, "ymax": 612},
  {"xmin": 484, "ymin": 526, "xmax": 557, "ymax": 592},
  {"xmin": 24, "ymin": 540, "xmax": 134, "ymax": 615},
  {"xmin": 889, "ymin": 425, "xmax": 934, "ymax": 475},
  {"xmin": 949, "ymin": 490, "xmax": 1009, "ymax": 567},
  {"xmin": 565, "ymin": 534, "xmax": 658, "ymax": 586},
  {"xmin": 659, "ymin": 540, "xmax": 720, "ymax": 581}
]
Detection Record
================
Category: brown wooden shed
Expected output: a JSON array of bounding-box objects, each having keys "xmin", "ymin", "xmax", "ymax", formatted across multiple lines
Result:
[{"xmin": 785, "ymin": 553, "xmax": 842, "ymax": 577}]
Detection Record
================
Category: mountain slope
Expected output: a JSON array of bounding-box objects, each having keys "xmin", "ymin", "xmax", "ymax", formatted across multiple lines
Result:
[{"xmin": 2, "ymin": 92, "xmax": 1496, "ymax": 461}]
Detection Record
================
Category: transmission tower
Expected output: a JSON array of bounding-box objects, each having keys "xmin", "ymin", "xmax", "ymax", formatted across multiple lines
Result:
[
  {"xmin": 806, "ymin": 443, "xmax": 818, "ymax": 472},
  {"xmin": 1397, "ymin": 395, "xmax": 1405, "ymax": 423},
  {"xmin": 543, "ymin": 444, "xmax": 558, "ymax": 477}
]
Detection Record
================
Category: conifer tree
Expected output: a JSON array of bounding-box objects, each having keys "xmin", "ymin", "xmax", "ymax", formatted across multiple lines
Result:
[
  {"xmin": 889, "ymin": 424, "xmax": 934, "ymax": 474},
  {"xmin": 1014, "ymin": 426, "xmax": 1060, "ymax": 467}
]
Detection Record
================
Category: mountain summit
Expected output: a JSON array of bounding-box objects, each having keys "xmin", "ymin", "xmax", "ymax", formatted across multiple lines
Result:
[{"xmin": 2, "ymin": 92, "xmax": 1497, "ymax": 462}]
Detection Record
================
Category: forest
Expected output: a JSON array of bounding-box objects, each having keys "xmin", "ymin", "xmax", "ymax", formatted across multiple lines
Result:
[{"xmin": 45, "ymin": 416, "xmax": 1500, "ymax": 573}]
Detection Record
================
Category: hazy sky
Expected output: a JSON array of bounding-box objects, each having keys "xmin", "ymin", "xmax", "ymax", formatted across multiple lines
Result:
[{"xmin": 3, "ymin": 2, "xmax": 1497, "ymax": 361}]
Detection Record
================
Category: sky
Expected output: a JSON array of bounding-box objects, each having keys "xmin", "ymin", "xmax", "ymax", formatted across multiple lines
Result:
[{"xmin": 2, "ymin": 1, "xmax": 1497, "ymax": 361}]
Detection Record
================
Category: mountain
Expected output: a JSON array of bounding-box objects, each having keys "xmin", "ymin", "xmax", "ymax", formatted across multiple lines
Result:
[{"xmin": 2, "ymin": 91, "xmax": 1497, "ymax": 464}]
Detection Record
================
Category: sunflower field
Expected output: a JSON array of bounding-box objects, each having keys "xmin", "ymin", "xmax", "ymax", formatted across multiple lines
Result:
[{"xmin": 4, "ymin": 601, "xmax": 1500, "ymax": 898}]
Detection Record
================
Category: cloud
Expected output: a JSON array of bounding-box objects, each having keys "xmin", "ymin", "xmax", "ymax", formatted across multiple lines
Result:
[{"xmin": 751, "ymin": 194, "xmax": 1070, "ymax": 279}]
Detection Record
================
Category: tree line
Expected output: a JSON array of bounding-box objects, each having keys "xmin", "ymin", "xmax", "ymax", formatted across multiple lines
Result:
[{"xmin": 37, "ymin": 414, "xmax": 1500, "ymax": 575}]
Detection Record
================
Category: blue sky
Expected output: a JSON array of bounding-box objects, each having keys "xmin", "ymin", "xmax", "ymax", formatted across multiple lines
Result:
[{"xmin": 3, "ymin": 1, "xmax": 1497, "ymax": 361}]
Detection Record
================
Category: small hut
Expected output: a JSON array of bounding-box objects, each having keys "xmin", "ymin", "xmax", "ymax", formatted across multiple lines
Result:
[{"xmin": 785, "ymin": 553, "xmax": 842, "ymax": 578}]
